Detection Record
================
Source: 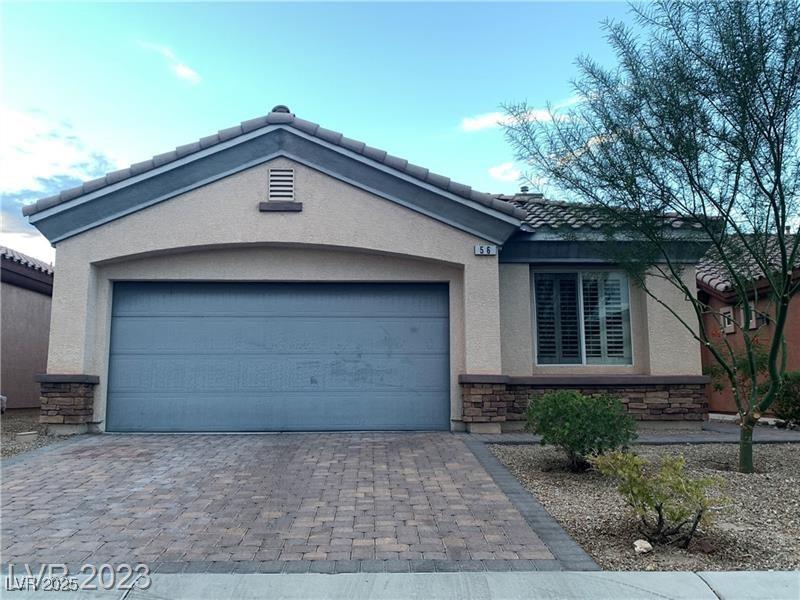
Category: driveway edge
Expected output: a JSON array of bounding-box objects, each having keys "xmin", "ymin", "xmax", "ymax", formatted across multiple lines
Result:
[{"xmin": 461, "ymin": 436, "xmax": 600, "ymax": 572}]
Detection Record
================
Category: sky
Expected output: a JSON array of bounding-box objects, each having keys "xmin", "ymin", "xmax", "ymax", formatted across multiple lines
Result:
[{"xmin": 0, "ymin": 2, "xmax": 633, "ymax": 262}]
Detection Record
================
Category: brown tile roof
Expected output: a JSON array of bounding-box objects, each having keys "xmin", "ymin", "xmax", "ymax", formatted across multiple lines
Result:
[
  {"xmin": 0, "ymin": 246, "xmax": 54, "ymax": 275},
  {"xmin": 501, "ymin": 192, "xmax": 705, "ymax": 232},
  {"xmin": 22, "ymin": 105, "xmax": 527, "ymax": 221},
  {"xmin": 697, "ymin": 236, "xmax": 800, "ymax": 293}
]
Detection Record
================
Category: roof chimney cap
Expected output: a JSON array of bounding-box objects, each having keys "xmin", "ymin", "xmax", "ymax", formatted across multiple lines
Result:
[
  {"xmin": 520, "ymin": 185, "xmax": 530, "ymax": 193},
  {"xmin": 271, "ymin": 105, "xmax": 291, "ymax": 114}
]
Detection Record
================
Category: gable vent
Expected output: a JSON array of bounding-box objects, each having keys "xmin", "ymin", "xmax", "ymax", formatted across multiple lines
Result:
[{"xmin": 268, "ymin": 168, "xmax": 295, "ymax": 201}]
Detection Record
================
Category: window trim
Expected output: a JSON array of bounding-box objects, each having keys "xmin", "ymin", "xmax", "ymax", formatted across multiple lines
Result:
[
  {"xmin": 719, "ymin": 306, "xmax": 736, "ymax": 334},
  {"xmin": 531, "ymin": 268, "xmax": 635, "ymax": 367}
]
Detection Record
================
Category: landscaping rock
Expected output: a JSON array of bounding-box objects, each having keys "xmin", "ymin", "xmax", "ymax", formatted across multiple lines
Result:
[
  {"xmin": 634, "ymin": 540, "xmax": 653, "ymax": 554},
  {"xmin": 491, "ymin": 443, "xmax": 800, "ymax": 571}
]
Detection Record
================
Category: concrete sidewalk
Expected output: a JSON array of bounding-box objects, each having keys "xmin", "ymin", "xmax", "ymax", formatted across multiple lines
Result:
[{"xmin": 3, "ymin": 572, "xmax": 798, "ymax": 600}]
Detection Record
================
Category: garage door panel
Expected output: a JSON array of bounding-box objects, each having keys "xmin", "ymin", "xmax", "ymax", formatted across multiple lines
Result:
[
  {"xmin": 108, "ymin": 354, "xmax": 449, "ymax": 392},
  {"xmin": 106, "ymin": 282, "xmax": 450, "ymax": 431},
  {"xmin": 112, "ymin": 283, "xmax": 448, "ymax": 318},
  {"xmin": 106, "ymin": 390, "xmax": 450, "ymax": 432},
  {"xmin": 109, "ymin": 316, "xmax": 449, "ymax": 355}
]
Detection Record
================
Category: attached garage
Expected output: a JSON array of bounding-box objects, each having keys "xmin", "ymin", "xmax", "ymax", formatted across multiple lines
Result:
[{"xmin": 106, "ymin": 281, "xmax": 450, "ymax": 432}]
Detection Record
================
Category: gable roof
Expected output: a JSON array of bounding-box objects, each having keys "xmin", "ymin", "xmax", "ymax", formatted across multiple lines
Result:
[
  {"xmin": 23, "ymin": 105, "xmax": 526, "ymax": 224},
  {"xmin": 0, "ymin": 246, "xmax": 54, "ymax": 275}
]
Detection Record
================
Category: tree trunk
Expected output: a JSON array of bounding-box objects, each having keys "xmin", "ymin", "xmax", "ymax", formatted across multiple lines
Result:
[{"xmin": 739, "ymin": 424, "xmax": 754, "ymax": 473}]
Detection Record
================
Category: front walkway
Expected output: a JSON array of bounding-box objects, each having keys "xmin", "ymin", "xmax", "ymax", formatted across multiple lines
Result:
[{"xmin": 1, "ymin": 433, "xmax": 593, "ymax": 574}]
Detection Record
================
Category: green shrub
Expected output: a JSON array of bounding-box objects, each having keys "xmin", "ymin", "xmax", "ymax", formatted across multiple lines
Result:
[
  {"xmin": 525, "ymin": 391, "xmax": 637, "ymax": 471},
  {"xmin": 591, "ymin": 451, "xmax": 724, "ymax": 548},
  {"xmin": 773, "ymin": 371, "xmax": 800, "ymax": 426}
]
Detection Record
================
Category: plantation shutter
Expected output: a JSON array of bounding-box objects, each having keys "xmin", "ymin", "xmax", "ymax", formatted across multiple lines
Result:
[
  {"xmin": 534, "ymin": 273, "xmax": 582, "ymax": 364},
  {"xmin": 581, "ymin": 273, "xmax": 632, "ymax": 364}
]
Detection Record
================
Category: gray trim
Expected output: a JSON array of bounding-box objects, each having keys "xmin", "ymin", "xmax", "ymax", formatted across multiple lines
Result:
[
  {"xmin": 458, "ymin": 374, "xmax": 711, "ymax": 386},
  {"xmin": 29, "ymin": 128, "xmax": 520, "ymax": 245},
  {"xmin": 259, "ymin": 201, "xmax": 303, "ymax": 212},
  {"xmin": 462, "ymin": 437, "xmax": 600, "ymax": 571},
  {"xmin": 500, "ymin": 239, "xmax": 711, "ymax": 264},
  {"xmin": 34, "ymin": 373, "xmax": 100, "ymax": 384}
]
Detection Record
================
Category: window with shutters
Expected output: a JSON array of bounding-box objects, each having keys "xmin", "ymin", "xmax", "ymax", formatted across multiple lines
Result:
[{"xmin": 533, "ymin": 271, "xmax": 633, "ymax": 365}]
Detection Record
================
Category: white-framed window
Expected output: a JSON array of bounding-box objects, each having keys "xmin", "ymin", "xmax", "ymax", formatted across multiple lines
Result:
[
  {"xmin": 719, "ymin": 306, "xmax": 736, "ymax": 334},
  {"xmin": 740, "ymin": 302, "xmax": 758, "ymax": 330},
  {"xmin": 532, "ymin": 271, "xmax": 633, "ymax": 365}
]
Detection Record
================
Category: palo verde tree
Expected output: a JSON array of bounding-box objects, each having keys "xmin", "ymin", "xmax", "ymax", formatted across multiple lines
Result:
[{"xmin": 503, "ymin": 0, "xmax": 799, "ymax": 473}]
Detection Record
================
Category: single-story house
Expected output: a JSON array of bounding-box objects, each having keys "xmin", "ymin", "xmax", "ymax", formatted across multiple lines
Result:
[
  {"xmin": 23, "ymin": 105, "xmax": 710, "ymax": 434},
  {"xmin": 1, "ymin": 246, "xmax": 54, "ymax": 409},
  {"xmin": 697, "ymin": 244, "xmax": 799, "ymax": 414}
]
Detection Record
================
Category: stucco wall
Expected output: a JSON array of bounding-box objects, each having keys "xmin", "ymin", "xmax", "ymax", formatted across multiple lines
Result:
[
  {"xmin": 644, "ymin": 267, "xmax": 703, "ymax": 376},
  {"xmin": 702, "ymin": 293, "xmax": 800, "ymax": 414},
  {"xmin": 46, "ymin": 157, "xmax": 503, "ymax": 430},
  {"xmin": 499, "ymin": 264, "xmax": 533, "ymax": 376},
  {"xmin": 1, "ymin": 282, "xmax": 52, "ymax": 408}
]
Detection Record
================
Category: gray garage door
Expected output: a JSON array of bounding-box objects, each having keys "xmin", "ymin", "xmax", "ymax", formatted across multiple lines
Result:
[{"xmin": 106, "ymin": 282, "xmax": 450, "ymax": 432}]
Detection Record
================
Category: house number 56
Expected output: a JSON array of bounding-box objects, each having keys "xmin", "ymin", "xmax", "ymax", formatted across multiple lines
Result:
[{"xmin": 474, "ymin": 244, "xmax": 498, "ymax": 256}]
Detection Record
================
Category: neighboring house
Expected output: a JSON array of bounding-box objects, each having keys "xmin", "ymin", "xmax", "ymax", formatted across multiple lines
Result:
[
  {"xmin": 22, "ymin": 105, "xmax": 710, "ymax": 434},
  {"xmin": 1, "ymin": 246, "xmax": 54, "ymax": 409},
  {"xmin": 697, "ymin": 245, "xmax": 800, "ymax": 414}
]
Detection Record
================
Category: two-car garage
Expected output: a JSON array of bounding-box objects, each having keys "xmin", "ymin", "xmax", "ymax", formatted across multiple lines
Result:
[{"xmin": 105, "ymin": 282, "xmax": 451, "ymax": 432}]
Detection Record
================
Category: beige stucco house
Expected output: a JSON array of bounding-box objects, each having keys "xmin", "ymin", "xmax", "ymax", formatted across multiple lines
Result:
[{"xmin": 23, "ymin": 105, "xmax": 709, "ymax": 434}]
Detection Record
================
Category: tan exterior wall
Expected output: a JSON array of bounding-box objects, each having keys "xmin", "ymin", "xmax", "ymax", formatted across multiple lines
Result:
[
  {"xmin": 47, "ymin": 157, "xmax": 503, "ymax": 430},
  {"xmin": 499, "ymin": 264, "xmax": 533, "ymax": 376},
  {"xmin": 1, "ymin": 282, "xmax": 52, "ymax": 408},
  {"xmin": 644, "ymin": 267, "xmax": 703, "ymax": 376}
]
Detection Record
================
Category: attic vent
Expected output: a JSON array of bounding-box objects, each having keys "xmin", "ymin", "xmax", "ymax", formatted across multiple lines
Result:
[{"xmin": 269, "ymin": 168, "xmax": 295, "ymax": 201}]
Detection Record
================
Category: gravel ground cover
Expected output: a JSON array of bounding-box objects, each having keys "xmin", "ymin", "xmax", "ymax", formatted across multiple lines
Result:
[
  {"xmin": 491, "ymin": 443, "xmax": 800, "ymax": 571},
  {"xmin": 1, "ymin": 409, "xmax": 72, "ymax": 458}
]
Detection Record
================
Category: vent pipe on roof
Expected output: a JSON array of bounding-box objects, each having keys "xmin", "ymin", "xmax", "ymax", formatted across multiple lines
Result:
[
  {"xmin": 520, "ymin": 185, "xmax": 529, "ymax": 193},
  {"xmin": 271, "ymin": 105, "xmax": 291, "ymax": 114}
]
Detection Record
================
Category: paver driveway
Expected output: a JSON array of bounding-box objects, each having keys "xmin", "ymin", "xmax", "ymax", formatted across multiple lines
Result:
[{"xmin": 1, "ymin": 433, "xmax": 553, "ymax": 570}]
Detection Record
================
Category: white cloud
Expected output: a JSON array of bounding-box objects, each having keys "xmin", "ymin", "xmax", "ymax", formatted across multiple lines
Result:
[
  {"xmin": 460, "ymin": 109, "xmax": 551, "ymax": 132},
  {"xmin": 488, "ymin": 162, "xmax": 522, "ymax": 183},
  {"xmin": 0, "ymin": 106, "xmax": 120, "ymax": 263},
  {"xmin": 139, "ymin": 41, "xmax": 202, "ymax": 85},
  {"xmin": 459, "ymin": 95, "xmax": 581, "ymax": 132},
  {"xmin": 0, "ymin": 232, "xmax": 55, "ymax": 264},
  {"xmin": 171, "ymin": 63, "xmax": 202, "ymax": 85},
  {"xmin": 0, "ymin": 106, "xmax": 120, "ymax": 195}
]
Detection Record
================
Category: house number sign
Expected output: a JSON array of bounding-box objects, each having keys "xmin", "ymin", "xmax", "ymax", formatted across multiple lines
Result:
[{"xmin": 474, "ymin": 244, "xmax": 498, "ymax": 256}]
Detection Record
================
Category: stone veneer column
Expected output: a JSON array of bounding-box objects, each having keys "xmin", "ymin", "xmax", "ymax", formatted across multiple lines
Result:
[{"xmin": 36, "ymin": 374, "xmax": 99, "ymax": 435}]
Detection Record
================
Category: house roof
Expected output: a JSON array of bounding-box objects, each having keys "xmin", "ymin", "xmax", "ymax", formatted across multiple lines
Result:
[
  {"xmin": 501, "ymin": 192, "xmax": 705, "ymax": 233},
  {"xmin": 696, "ymin": 236, "xmax": 800, "ymax": 294},
  {"xmin": 0, "ymin": 246, "xmax": 54, "ymax": 275},
  {"xmin": 22, "ymin": 105, "xmax": 527, "ymax": 222}
]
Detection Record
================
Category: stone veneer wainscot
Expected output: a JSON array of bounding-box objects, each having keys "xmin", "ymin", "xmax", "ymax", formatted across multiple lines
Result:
[{"xmin": 459, "ymin": 375, "xmax": 709, "ymax": 433}]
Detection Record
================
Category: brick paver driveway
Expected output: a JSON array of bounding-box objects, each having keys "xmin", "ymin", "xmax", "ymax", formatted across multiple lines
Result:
[{"xmin": 1, "ymin": 433, "xmax": 555, "ymax": 571}]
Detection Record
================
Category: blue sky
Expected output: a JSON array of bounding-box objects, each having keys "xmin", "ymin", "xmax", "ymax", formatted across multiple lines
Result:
[{"xmin": 1, "ymin": 2, "xmax": 633, "ymax": 261}]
